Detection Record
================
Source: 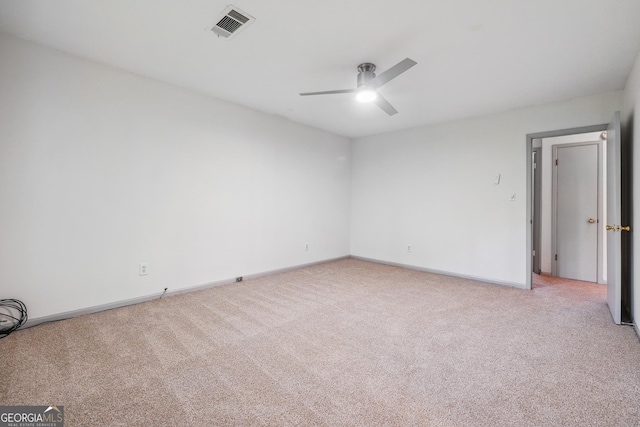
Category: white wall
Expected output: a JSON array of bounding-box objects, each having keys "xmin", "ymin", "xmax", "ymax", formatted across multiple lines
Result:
[
  {"xmin": 351, "ymin": 92, "xmax": 622, "ymax": 287},
  {"xmin": 539, "ymin": 132, "xmax": 603, "ymax": 278},
  {"xmin": 1, "ymin": 30, "xmax": 634, "ymax": 325},
  {"xmin": 622, "ymin": 49, "xmax": 640, "ymax": 333},
  {"xmin": 0, "ymin": 34, "xmax": 351, "ymax": 320}
]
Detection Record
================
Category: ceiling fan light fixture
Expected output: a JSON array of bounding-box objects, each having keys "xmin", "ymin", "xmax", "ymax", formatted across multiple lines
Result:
[
  {"xmin": 356, "ymin": 88, "xmax": 377, "ymax": 103},
  {"xmin": 299, "ymin": 58, "xmax": 416, "ymax": 115}
]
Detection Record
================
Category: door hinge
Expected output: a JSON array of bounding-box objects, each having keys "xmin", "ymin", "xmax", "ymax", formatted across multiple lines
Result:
[
  {"xmin": 555, "ymin": 159, "xmax": 558, "ymax": 166},
  {"xmin": 555, "ymin": 254, "xmax": 558, "ymax": 261},
  {"xmin": 533, "ymin": 250, "xmax": 536, "ymax": 257},
  {"xmin": 534, "ymin": 162, "xmax": 537, "ymax": 170}
]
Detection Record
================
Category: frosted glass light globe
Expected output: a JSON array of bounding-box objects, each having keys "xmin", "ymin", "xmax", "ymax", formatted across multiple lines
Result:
[{"xmin": 356, "ymin": 89, "xmax": 377, "ymax": 103}]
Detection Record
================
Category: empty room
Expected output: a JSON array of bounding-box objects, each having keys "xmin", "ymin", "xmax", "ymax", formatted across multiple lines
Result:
[{"xmin": 1, "ymin": 1, "xmax": 640, "ymax": 425}]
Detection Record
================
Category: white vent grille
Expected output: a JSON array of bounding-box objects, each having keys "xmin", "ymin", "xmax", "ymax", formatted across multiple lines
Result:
[{"xmin": 210, "ymin": 5, "xmax": 255, "ymax": 39}]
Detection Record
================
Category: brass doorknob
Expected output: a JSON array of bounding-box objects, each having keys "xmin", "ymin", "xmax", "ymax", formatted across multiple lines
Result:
[
  {"xmin": 606, "ymin": 225, "xmax": 632, "ymax": 232},
  {"xmin": 588, "ymin": 218, "xmax": 595, "ymax": 223}
]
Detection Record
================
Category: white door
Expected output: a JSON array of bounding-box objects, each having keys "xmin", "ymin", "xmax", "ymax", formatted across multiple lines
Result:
[
  {"xmin": 554, "ymin": 144, "xmax": 599, "ymax": 282},
  {"xmin": 606, "ymin": 112, "xmax": 622, "ymax": 324}
]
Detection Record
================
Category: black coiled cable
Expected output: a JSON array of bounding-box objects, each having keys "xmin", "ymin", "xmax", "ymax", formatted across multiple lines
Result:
[{"xmin": 0, "ymin": 299, "xmax": 28, "ymax": 339}]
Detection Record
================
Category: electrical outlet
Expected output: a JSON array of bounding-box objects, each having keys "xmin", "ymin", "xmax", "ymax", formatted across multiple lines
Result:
[
  {"xmin": 407, "ymin": 245, "xmax": 412, "ymax": 252},
  {"xmin": 305, "ymin": 243, "xmax": 309, "ymax": 251},
  {"xmin": 139, "ymin": 263, "xmax": 149, "ymax": 276},
  {"xmin": 236, "ymin": 276, "xmax": 243, "ymax": 282}
]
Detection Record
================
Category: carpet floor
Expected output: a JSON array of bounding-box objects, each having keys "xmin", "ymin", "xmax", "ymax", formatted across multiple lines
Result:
[{"xmin": 1, "ymin": 259, "xmax": 639, "ymax": 426}]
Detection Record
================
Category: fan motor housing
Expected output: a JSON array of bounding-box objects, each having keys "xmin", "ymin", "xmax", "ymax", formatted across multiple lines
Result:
[{"xmin": 357, "ymin": 63, "xmax": 376, "ymax": 87}]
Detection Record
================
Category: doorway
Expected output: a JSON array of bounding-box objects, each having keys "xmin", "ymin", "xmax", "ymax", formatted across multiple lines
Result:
[
  {"xmin": 525, "ymin": 124, "xmax": 608, "ymax": 291},
  {"xmin": 527, "ymin": 114, "xmax": 632, "ymax": 324}
]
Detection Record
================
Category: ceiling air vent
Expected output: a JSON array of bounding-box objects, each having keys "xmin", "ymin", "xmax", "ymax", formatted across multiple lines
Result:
[{"xmin": 210, "ymin": 5, "xmax": 255, "ymax": 40}]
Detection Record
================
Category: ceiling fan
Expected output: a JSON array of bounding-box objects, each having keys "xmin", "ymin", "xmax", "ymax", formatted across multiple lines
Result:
[{"xmin": 300, "ymin": 58, "xmax": 417, "ymax": 116}]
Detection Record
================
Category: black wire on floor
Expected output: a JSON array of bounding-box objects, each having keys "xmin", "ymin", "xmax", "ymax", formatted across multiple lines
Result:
[{"xmin": 0, "ymin": 299, "xmax": 28, "ymax": 339}]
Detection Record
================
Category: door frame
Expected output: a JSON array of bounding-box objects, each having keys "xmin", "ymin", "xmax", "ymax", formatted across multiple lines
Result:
[
  {"xmin": 550, "ymin": 141, "xmax": 603, "ymax": 282},
  {"xmin": 525, "ymin": 124, "xmax": 607, "ymax": 290},
  {"xmin": 532, "ymin": 145, "xmax": 542, "ymax": 274}
]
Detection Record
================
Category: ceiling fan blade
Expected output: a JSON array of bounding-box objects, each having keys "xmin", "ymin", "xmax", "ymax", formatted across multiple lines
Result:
[
  {"xmin": 365, "ymin": 58, "xmax": 417, "ymax": 90},
  {"xmin": 374, "ymin": 93, "xmax": 398, "ymax": 116},
  {"xmin": 300, "ymin": 89, "xmax": 357, "ymax": 96}
]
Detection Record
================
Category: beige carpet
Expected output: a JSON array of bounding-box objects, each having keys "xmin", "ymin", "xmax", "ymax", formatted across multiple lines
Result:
[{"xmin": 1, "ymin": 259, "xmax": 639, "ymax": 426}]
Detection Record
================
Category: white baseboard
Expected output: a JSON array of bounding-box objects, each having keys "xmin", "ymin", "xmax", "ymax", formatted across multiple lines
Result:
[
  {"xmin": 23, "ymin": 292, "xmax": 165, "ymax": 329},
  {"xmin": 162, "ymin": 256, "xmax": 350, "ymax": 298},
  {"xmin": 351, "ymin": 256, "xmax": 526, "ymax": 289},
  {"xmin": 23, "ymin": 256, "xmax": 350, "ymax": 330}
]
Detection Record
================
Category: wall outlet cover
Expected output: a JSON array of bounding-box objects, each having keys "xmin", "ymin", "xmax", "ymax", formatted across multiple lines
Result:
[{"xmin": 139, "ymin": 262, "xmax": 149, "ymax": 276}]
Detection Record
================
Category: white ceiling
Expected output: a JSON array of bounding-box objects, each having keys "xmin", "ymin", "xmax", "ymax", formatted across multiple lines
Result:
[{"xmin": 1, "ymin": 0, "xmax": 639, "ymax": 138}]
